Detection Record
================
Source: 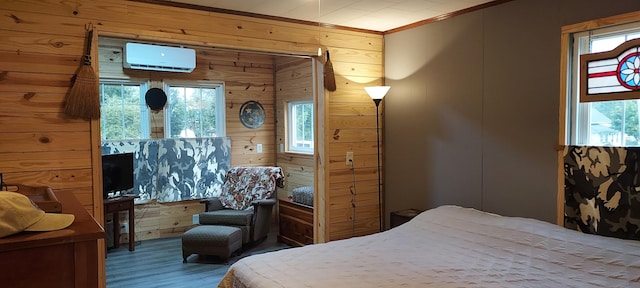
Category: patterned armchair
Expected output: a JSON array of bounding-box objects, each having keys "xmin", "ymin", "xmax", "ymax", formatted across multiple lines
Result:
[{"xmin": 199, "ymin": 166, "xmax": 284, "ymax": 244}]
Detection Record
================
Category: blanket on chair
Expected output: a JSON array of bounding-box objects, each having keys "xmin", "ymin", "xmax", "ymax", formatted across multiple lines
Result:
[{"xmin": 219, "ymin": 166, "xmax": 285, "ymax": 210}]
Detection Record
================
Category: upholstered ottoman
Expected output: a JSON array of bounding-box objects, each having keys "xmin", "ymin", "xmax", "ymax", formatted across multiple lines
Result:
[{"xmin": 181, "ymin": 225, "xmax": 242, "ymax": 263}]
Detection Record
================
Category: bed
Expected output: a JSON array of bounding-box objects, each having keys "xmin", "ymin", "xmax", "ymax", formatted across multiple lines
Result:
[{"xmin": 218, "ymin": 205, "xmax": 640, "ymax": 288}]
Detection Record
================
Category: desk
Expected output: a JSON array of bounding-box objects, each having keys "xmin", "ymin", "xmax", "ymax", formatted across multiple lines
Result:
[
  {"xmin": 104, "ymin": 196, "xmax": 136, "ymax": 251},
  {"xmin": 0, "ymin": 190, "xmax": 104, "ymax": 288}
]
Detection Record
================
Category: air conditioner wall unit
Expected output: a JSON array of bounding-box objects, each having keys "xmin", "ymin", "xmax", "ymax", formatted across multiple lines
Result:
[{"xmin": 123, "ymin": 43, "xmax": 196, "ymax": 73}]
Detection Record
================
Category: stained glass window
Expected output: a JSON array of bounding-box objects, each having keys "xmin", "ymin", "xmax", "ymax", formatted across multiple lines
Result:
[
  {"xmin": 568, "ymin": 22, "xmax": 640, "ymax": 146},
  {"xmin": 581, "ymin": 39, "xmax": 640, "ymax": 102}
]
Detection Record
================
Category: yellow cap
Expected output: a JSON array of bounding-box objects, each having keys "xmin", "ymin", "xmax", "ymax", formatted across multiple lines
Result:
[{"xmin": 0, "ymin": 192, "xmax": 75, "ymax": 238}]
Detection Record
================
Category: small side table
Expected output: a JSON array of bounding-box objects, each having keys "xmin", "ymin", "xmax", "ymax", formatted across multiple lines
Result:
[
  {"xmin": 390, "ymin": 208, "xmax": 424, "ymax": 228},
  {"xmin": 104, "ymin": 196, "xmax": 136, "ymax": 251}
]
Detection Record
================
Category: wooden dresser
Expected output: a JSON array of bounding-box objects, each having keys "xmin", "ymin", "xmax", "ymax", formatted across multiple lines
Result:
[
  {"xmin": 0, "ymin": 190, "xmax": 105, "ymax": 288},
  {"xmin": 278, "ymin": 196, "xmax": 313, "ymax": 246}
]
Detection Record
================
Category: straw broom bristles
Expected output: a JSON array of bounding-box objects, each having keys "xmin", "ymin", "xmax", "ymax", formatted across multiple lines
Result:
[
  {"xmin": 63, "ymin": 29, "xmax": 100, "ymax": 120},
  {"xmin": 64, "ymin": 58, "xmax": 100, "ymax": 120},
  {"xmin": 324, "ymin": 50, "xmax": 337, "ymax": 92}
]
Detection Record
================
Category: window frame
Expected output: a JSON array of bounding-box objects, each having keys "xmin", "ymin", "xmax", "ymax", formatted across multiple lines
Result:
[
  {"xmin": 287, "ymin": 100, "xmax": 314, "ymax": 154},
  {"xmin": 558, "ymin": 11, "xmax": 640, "ymax": 226},
  {"xmin": 568, "ymin": 22, "xmax": 640, "ymax": 146},
  {"xmin": 163, "ymin": 81, "xmax": 226, "ymax": 138},
  {"xmin": 99, "ymin": 80, "xmax": 150, "ymax": 141}
]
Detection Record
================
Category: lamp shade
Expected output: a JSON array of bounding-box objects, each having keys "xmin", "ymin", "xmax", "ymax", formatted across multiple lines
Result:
[{"xmin": 364, "ymin": 86, "xmax": 391, "ymax": 100}]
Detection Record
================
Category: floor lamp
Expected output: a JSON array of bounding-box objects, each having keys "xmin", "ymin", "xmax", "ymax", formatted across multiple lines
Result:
[{"xmin": 364, "ymin": 86, "xmax": 390, "ymax": 232}]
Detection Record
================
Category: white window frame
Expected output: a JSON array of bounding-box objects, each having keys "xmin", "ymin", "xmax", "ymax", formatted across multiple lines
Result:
[
  {"xmin": 287, "ymin": 100, "xmax": 314, "ymax": 154},
  {"xmin": 568, "ymin": 22, "xmax": 640, "ymax": 146},
  {"xmin": 99, "ymin": 80, "xmax": 149, "ymax": 141},
  {"xmin": 164, "ymin": 81, "xmax": 226, "ymax": 138}
]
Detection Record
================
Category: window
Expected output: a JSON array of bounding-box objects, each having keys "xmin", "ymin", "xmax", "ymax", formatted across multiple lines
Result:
[
  {"xmin": 100, "ymin": 81, "xmax": 149, "ymax": 141},
  {"xmin": 165, "ymin": 82, "xmax": 225, "ymax": 138},
  {"xmin": 569, "ymin": 23, "xmax": 640, "ymax": 146},
  {"xmin": 288, "ymin": 101, "xmax": 313, "ymax": 153}
]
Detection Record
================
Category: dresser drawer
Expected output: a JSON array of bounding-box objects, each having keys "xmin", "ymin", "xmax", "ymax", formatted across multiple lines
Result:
[
  {"xmin": 279, "ymin": 202, "xmax": 313, "ymax": 223},
  {"xmin": 104, "ymin": 200, "xmax": 133, "ymax": 213},
  {"xmin": 278, "ymin": 197, "xmax": 314, "ymax": 246},
  {"xmin": 279, "ymin": 214, "xmax": 313, "ymax": 245}
]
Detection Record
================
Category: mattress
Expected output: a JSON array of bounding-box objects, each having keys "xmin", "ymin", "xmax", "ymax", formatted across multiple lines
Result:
[{"xmin": 218, "ymin": 205, "xmax": 640, "ymax": 288}]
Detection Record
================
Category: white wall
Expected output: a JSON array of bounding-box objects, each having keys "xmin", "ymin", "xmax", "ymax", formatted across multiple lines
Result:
[{"xmin": 383, "ymin": 0, "xmax": 640, "ymax": 223}]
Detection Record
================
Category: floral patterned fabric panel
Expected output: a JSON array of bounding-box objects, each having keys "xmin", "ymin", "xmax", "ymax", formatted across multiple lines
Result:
[
  {"xmin": 564, "ymin": 146, "xmax": 640, "ymax": 240},
  {"xmin": 219, "ymin": 166, "xmax": 285, "ymax": 210},
  {"xmin": 156, "ymin": 137, "xmax": 230, "ymax": 203},
  {"xmin": 102, "ymin": 140, "xmax": 159, "ymax": 202},
  {"xmin": 102, "ymin": 137, "xmax": 230, "ymax": 203}
]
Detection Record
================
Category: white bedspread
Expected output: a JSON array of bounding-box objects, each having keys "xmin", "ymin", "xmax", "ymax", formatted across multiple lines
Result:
[{"xmin": 218, "ymin": 205, "xmax": 640, "ymax": 288}]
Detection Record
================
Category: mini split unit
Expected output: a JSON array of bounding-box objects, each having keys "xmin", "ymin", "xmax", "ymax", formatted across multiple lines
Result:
[{"xmin": 123, "ymin": 43, "xmax": 196, "ymax": 73}]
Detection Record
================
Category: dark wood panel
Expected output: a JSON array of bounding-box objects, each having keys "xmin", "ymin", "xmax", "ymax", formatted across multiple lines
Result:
[
  {"xmin": 279, "ymin": 201, "xmax": 313, "ymax": 223},
  {"xmin": 278, "ymin": 197, "xmax": 314, "ymax": 246},
  {"xmin": 0, "ymin": 190, "xmax": 103, "ymax": 288},
  {"xmin": 0, "ymin": 243, "xmax": 76, "ymax": 287}
]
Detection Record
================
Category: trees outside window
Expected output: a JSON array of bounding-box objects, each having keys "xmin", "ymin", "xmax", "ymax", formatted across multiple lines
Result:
[
  {"xmin": 100, "ymin": 81, "xmax": 226, "ymax": 141},
  {"xmin": 166, "ymin": 83, "xmax": 225, "ymax": 138},
  {"xmin": 100, "ymin": 82, "xmax": 149, "ymax": 141},
  {"xmin": 288, "ymin": 101, "xmax": 313, "ymax": 153}
]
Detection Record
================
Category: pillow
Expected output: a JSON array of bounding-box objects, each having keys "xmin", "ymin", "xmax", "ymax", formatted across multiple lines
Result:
[{"xmin": 291, "ymin": 185, "xmax": 314, "ymax": 207}]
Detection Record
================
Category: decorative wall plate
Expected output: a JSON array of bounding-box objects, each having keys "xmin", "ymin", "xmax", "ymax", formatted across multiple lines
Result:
[{"xmin": 239, "ymin": 100, "xmax": 265, "ymax": 129}]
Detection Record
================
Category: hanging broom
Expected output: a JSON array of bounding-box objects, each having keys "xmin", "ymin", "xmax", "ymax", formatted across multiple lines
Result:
[
  {"xmin": 324, "ymin": 50, "xmax": 337, "ymax": 92},
  {"xmin": 64, "ymin": 27, "xmax": 100, "ymax": 120}
]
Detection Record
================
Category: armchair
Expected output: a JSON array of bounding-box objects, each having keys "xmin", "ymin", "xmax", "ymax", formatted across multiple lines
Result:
[{"xmin": 199, "ymin": 166, "xmax": 284, "ymax": 244}]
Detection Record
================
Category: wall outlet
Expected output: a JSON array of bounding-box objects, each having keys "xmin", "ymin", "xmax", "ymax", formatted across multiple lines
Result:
[
  {"xmin": 192, "ymin": 214, "xmax": 199, "ymax": 224},
  {"xmin": 346, "ymin": 151, "xmax": 354, "ymax": 165},
  {"xmin": 257, "ymin": 144, "xmax": 263, "ymax": 153},
  {"xmin": 120, "ymin": 222, "xmax": 129, "ymax": 234},
  {"xmin": 280, "ymin": 143, "xmax": 284, "ymax": 153}
]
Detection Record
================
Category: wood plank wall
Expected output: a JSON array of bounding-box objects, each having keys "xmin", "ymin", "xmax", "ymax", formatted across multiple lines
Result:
[
  {"xmin": 98, "ymin": 37, "xmax": 277, "ymax": 242},
  {"xmin": 275, "ymin": 57, "xmax": 314, "ymax": 199},
  {"xmin": 0, "ymin": 0, "xmax": 384, "ymax": 263}
]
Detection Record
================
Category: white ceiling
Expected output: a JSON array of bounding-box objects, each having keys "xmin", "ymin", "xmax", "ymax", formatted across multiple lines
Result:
[{"xmin": 166, "ymin": 0, "xmax": 496, "ymax": 32}]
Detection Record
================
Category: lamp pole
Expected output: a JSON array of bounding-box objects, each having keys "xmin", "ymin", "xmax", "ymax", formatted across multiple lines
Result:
[
  {"xmin": 365, "ymin": 86, "xmax": 390, "ymax": 232},
  {"xmin": 373, "ymin": 98, "xmax": 382, "ymax": 232}
]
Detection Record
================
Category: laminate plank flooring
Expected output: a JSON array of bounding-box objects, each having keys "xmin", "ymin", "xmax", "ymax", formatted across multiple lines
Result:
[{"xmin": 106, "ymin": 230, "xmax": 289, "ymax": 288}]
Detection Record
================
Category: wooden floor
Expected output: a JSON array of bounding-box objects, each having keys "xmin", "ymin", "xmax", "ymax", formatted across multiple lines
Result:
[{"xmin": 106, "ymin": 228, "xmax": 289, "ymax": 288}]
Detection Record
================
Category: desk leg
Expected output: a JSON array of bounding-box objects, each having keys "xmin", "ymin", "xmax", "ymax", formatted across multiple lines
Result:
[
  {"xmin": 128, "ymin": 206, "xmax": 135, "ymax": 251},
  {"xmin": 113, "ymin": 212, "xmax": 120, "ymax": 249}
]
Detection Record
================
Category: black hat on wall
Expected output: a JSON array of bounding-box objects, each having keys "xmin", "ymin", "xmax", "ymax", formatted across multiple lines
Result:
[{"xmin": 145, "ymin": 88, "xmax": 167, "ymax": 111}]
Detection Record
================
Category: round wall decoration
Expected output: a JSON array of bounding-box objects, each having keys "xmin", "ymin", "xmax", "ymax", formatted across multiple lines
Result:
[
  {"xmin": 239, "ymin": 100, "xmax": 265, "ymax": 129},
  {"xmin": 145, "ymin": 88, "xmax": 167, "ymax": 111}
]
